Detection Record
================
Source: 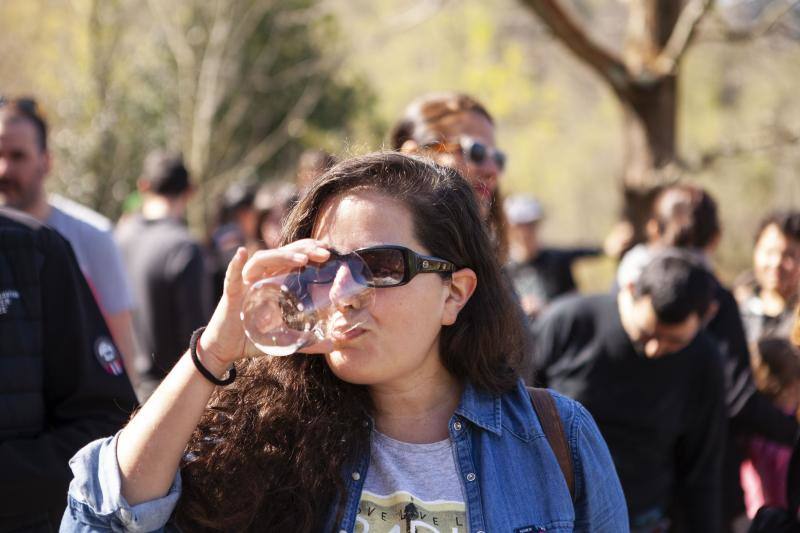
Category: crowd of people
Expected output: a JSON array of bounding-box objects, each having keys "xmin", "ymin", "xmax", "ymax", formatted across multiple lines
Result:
[{"xmin": 1, "ymin": 91, "xmax": 799, "ymax": 533}]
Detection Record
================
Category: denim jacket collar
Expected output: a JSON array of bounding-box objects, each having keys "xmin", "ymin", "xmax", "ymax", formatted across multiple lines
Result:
[{"xmin": 454, "ymin": 381, "xmax": 504, "ymax": 436}]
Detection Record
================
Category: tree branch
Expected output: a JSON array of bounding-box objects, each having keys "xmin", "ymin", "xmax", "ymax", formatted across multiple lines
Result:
[
  {"xmin": 652, "ymin": 0, "xmax": 713, "ymax": 76},
  {"xmin": 189, "ymin": 0, "xmax": 232, "ymax": 182},
  {"xmin": 517, "ymin": 0, "xmax": 630, "ymax": 92},
  {"xmin": 678, "ymin": 125, "xmax": 800, "ymax": 173},
  {"xmin": 146, "ymin": 0, "xmax": 197, "ymax": 158},
  {"xmin": 215, "ymin": 61, "xmax": 335, "ymax": 187},
  {"xmin": 706, "ymin": 0, "xmax": 800, "ymax": 42}
]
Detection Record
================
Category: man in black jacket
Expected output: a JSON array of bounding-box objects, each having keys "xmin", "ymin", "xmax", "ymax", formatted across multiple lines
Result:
[
  {"xmin": 530, "ymin": 252, "xmax": 727, "ymax": 532},
  {"xmin": 0, "ymin": 207, "xmax": 137, "ymax": 531}
]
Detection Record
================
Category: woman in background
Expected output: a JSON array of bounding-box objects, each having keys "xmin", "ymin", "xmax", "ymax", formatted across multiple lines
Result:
[{"xmin": 391, "ymin": 92, "xmax": 509, "ymax": 261}]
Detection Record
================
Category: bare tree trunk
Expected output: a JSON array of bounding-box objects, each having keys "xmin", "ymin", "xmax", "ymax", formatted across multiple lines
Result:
[
  {"xmin": 519, "ymin": 0, "xmax": 712, "ymax": 251},
  {"xmin": 619, "ymin": 78, "xmax": 677, "ymax": 187},
  {"xmin": 614, "ymin": 0, "xmax": 682, "ymax": 243},
  {"xmin": 616, "ymin": 77, "xmax": 677, "ymax": 243}
]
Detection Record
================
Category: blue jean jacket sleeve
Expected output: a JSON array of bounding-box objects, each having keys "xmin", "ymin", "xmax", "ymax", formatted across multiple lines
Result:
[
  {"xmin": 60, "ymin": 432, "xmax": 182, "ymax": 532},
  {"xmin": 570, "ymin": 401, "xmax": 629, "ymax": 532}
]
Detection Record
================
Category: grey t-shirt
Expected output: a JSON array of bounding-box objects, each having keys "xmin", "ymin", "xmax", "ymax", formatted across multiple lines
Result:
[
  {"xmin": 46, "ymin": 194, "xmax": 133, "ymax": 315},
  {"xmin": 356, "ymin": 431, "xmax": 466, "ymax": 532}
]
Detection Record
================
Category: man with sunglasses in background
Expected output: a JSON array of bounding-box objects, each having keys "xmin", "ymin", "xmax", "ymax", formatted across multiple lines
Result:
[{"xmin": 0, "ymin": 96, "xmax": 138, "ymax": 389}]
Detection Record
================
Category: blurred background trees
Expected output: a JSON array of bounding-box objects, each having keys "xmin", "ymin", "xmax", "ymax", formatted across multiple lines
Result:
[
  {"xmin": 1, "ymin": 0, "xmax": 799, "ymax": 286},
  {"xmin": 0, "ymin": 0, "xmax": 378, "ymax": 228},
  {"xmin": 517, "ymin": 0, "xmax": 800, "ymax": 250}
]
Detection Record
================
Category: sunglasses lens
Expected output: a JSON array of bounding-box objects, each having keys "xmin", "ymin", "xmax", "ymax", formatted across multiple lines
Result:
[
  {"xmin": 358, "ymin": 248, "xmax": 405, "ymax": 287},
  {"xmin": 468, "ymin": 142, "xmax": 487, "ymax": 164},
  {"xmin": 345, "ymin": 255, "xmax": 373, "ymax": 286},
  {"xmin": 299, "ymin": 261, "xmax": 337, "ymax": 284}
]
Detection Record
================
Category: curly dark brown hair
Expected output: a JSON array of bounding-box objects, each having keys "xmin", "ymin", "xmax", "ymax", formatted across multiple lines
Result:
[{"xmin": 174, "ymin": 152, "xmax": 525, "ymax": 531}]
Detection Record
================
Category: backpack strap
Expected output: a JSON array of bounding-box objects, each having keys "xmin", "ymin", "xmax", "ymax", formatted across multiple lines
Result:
[{"xmin": 527, "ymin": 386, "xmax": 575, "ymax": 501}]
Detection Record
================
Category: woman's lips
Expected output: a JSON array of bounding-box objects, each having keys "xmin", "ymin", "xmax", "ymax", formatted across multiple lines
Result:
[{"xmin": 330, "ymin": 326, "xmax": 366, "ymax": 343}]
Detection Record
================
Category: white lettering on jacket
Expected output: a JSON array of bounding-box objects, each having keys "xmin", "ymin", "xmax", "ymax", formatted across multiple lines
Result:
[{"xmin": 0, "ymin": 290, "xmax": 20, "ymax": 315}]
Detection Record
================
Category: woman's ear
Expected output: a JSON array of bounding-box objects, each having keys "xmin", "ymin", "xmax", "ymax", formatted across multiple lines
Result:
[{"xmin": 441, "ymin": 268, "xmax": 477, "ymax": 326}]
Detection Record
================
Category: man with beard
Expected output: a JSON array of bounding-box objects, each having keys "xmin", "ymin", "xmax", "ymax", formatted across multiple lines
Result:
[{"xmin": 0, "ymin": 97, "xmax": 137, "ymax": 387}]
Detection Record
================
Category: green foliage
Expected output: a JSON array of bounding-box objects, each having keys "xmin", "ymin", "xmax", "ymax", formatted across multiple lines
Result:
[{"xmin": 0, "ymin": 0, "xmax": 377, "ymax": 228}]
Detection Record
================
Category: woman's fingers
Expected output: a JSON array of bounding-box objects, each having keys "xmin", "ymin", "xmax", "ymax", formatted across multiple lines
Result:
[
  {"xmin": 223, "ymin": 247, "xmax": 249, "ymax": 299},
  {"xmin": 202, "ymin": 239, "xmax": 334, "ymax": 364},
  {"xmin": 242, "ymin": 240, "xmax": 331, "ymax": 283}
]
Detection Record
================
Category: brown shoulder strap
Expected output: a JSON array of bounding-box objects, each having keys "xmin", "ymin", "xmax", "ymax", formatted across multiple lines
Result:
[{"xmin": 527, "ymin": 386, "xmax": 575, "ymax": 501}]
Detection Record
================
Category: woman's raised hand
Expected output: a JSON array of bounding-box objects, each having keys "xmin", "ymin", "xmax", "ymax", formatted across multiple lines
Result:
[
  {"xmin": 197, "ymin": 240, "xmax": 331, "ymax": 371},
  {"xmin": 118, "ymin": 242, "xmax": 330, "ymax": 506}
]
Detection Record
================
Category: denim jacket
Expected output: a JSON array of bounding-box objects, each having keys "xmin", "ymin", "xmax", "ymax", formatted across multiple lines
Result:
[{"xmin": 61, "ymin": 380, "xmax": 628, "ymax": 532}]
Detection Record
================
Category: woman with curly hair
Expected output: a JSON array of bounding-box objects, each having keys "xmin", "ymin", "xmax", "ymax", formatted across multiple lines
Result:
[{"xmin": 62, "ymin": 152, "xmax": 626, "ymax": 532}]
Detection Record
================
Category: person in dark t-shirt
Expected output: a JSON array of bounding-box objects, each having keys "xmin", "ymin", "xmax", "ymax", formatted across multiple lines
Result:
[
  {"xmin": 530, "ymin": 251, "xmax": 726, "ymax": 533},
  {"xmin": 116, "ymin": 151, "xmax": 211, "ymax": 401},
  {"xmin": 503, "ymin": 195, "xmax": 601, "ymax": 319}
]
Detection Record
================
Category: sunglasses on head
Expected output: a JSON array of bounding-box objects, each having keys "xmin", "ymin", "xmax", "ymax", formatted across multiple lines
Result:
[
  {"xmin": 424, "ymin": 137, "xmax": 506, "ymax": 171},
  {"xmin": 301, "ymin": 245, "xmax": 456, "ymax": 288}
]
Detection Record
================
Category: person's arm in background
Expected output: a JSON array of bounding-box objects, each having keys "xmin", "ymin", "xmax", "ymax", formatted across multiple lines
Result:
[
  {"xmin": 106, "ymin": 310, "xmax": 140, "ymax": 390},
  {"xmin": 0, "ymin": 226, "xmax": 137, "ymax": 521},
  {"xmin": 564, "ymin": 247, "xmax": 604, "ymax": 262},
  {"xmin": 88, "ymin": 228, "xmax": 140, "ymax": 390},
  {"xmin": 675, "ymin": 339, "xmax": 727, "ymax": 533}
]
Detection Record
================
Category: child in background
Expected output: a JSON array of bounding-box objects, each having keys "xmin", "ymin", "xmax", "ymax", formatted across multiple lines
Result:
[{"xmin": 741, "ymin": 336, "xmax": 800, "ymax": 517}]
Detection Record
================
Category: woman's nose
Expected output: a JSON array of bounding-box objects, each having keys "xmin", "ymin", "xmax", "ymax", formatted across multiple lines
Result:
[{"xmin": 329, "ymin": 264, "xmax": 368, "ymax": 310}]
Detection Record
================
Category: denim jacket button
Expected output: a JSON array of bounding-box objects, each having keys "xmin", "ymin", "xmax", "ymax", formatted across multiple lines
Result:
[
  {"xmin": 466, "ymin": 472, "xmax": 476, "ymax": 482},
  {"xmin": 352, "ymin": 471, "xmax": 361, "ymax": 481},
  {"xmin": 453, "ymin": 421, "xmax": 462, "ymax": 431}
]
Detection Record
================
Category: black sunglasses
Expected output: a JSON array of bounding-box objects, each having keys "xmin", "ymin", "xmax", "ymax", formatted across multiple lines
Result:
[
  {"xmin": 0, "ymin": 96, "xmax": 41, "ymax": 114},
  {"xmin": 425, "ymin": 137, "xmax": 506, "ymax": 171},
  {"xmin": 301, "ymin": 245, "xmax": 456, "ymax": 288}
]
